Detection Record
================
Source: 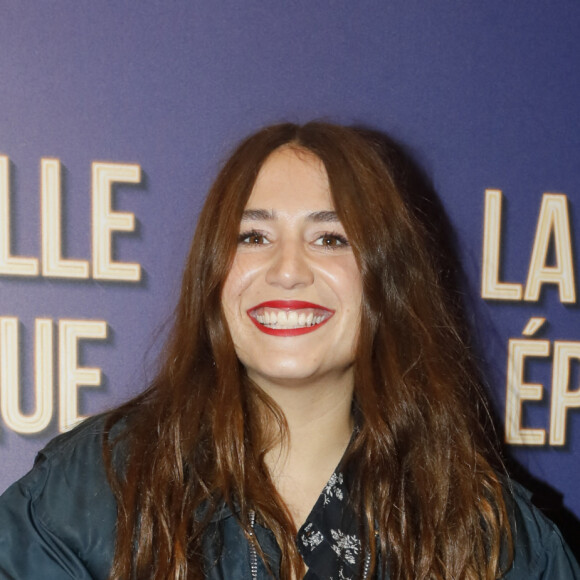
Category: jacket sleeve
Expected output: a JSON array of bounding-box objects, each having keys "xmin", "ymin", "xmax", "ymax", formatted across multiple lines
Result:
[
  {"xmin": 0, "ymin": 419, "xmax": 117, "ymax": 579},
  {"xmin": 506, "ymin": 482, "xmax": 580, "ymax": 579},
  {"xmin": 0, "ymin": 456, "xmax": 96, "ymax": 579},
  {"xmin": 534, "ymin": 528, "xmax": 580, "ymax": 579}
]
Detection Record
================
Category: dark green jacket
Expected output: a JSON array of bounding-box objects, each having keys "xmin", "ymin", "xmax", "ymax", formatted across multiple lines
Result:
[{"xmin": 0, "ymin": 416, "xmax": 579, "ymax": 579}]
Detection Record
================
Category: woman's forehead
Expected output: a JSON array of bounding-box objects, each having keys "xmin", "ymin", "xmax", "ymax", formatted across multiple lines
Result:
[{"xmin": 245, "ymin": 146, "xmax": 333, "ymax": 213}]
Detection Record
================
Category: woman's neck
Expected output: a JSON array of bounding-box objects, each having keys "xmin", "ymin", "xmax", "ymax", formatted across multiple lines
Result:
[{"xmin": 259, "ymin": 376, "xmax": 354, "ymax": 529}]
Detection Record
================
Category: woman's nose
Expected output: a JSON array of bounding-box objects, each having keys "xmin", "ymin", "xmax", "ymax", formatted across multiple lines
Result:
[{"xmin": 265, "ymin": 239, "xmax": 314, "ymax": 289}]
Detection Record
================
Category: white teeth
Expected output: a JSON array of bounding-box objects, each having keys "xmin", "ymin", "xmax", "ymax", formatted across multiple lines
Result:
[{"xmin": 253, "ymin": 308, "xmax": 330, "ymax": 329}]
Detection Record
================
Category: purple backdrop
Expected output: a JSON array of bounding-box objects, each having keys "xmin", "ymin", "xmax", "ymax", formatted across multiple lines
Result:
[{"xmin": 1, "ymin": 0, "xmax": 579, "ymax": 548}]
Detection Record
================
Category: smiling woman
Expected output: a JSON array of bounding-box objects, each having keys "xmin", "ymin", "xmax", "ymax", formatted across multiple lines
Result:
[
  {"xmin": 0, "ymin": 122, "xmax": 578, "ymax": 580},
  {"xmin": 222, "ymin": 146, "xmax": 362, "ymax": 395}
]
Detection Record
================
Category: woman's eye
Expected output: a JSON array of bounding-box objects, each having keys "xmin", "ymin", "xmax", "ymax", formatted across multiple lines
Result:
[
  {"xmin": 313, "ymin": 233, "xmax": 349, "ymax": 248},
  {"xmin": 238, "ymin": 231, "xmax": 269, "ymax": 245}
]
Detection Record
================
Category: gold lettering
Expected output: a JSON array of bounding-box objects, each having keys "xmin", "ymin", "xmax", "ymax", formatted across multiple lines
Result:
[
  {"xmin": 0, "ymin": 156, "xmax": 39, "ymax": 276},
  {"xmin": 0, "ymin": 317, "xmax": 53, "ymax": 433},
  {"xmin": 41, "ymin": 158, "xmax": 89, "ymax": 278},
  {"xmin": 524, "ymin": 194, "xmax": 575, "ymax": 303},
  {"xmin": 550, "ymin": 341, "xmax": 580, "ymax": 445},
  {"xmin": 505, "ymin": 337, "xmax": 549, "ymax": 445},
  {"xmin": 92, "ymin": 162, "xmax": 141, "ymax": 281},
  {"xmin": 58, "ymin": 319, "xmax": 107, "ymax": 431},
  {"xmin": 481, "ymin": 189, "xmax": 523, "ymax": 300}
]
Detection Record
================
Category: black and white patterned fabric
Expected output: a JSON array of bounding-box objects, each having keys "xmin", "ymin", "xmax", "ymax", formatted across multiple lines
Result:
[{"xmin": 297, "ymin": 470, "xmax": 367, "ymax": 579}]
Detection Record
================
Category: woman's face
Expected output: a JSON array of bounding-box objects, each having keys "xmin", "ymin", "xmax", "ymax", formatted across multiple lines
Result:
[{"xmin": 221, "ymin": 146, "xmax": 362, "ymax": 392}]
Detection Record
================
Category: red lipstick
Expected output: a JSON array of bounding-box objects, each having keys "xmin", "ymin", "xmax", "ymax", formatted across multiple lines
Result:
[{"xmin": 247, "ymin": 300, "xmax": 334, "ymax": 336}]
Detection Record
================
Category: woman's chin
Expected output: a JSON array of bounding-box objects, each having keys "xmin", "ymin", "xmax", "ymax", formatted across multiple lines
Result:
[{"xmin": 246, "ymin": 361, "xmax": 353, "ymax": 393}]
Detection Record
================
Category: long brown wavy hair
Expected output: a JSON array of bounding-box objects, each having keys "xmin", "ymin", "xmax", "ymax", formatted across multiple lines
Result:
[{"xmin": 104, "ymin": 122, "xmax": 512, "ymax": 579}]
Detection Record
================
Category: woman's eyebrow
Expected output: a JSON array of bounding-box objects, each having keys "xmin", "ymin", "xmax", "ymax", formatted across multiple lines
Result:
[
  {"xmin": 307, "ymin": 210, "xmax": 339, "ymax": 223},
  {"xmin": 241, "ymin": 209, "xmax": 339, "ymax": 222},
  {"xmin": 241, "ymin": 209, "xmax": 274, "ymax": 221}
]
